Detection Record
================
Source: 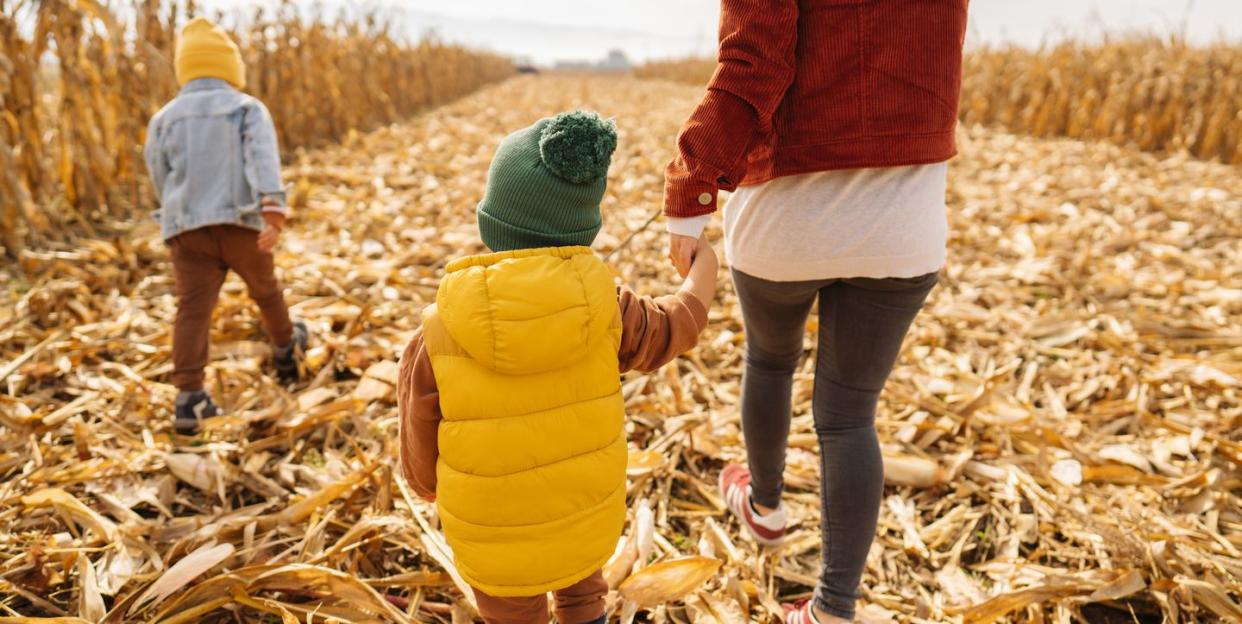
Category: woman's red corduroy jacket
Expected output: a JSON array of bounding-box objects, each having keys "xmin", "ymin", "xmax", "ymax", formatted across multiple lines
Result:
[{"xmin": 665, "ymin": 0, "xmax": 969, "ymax": 218}]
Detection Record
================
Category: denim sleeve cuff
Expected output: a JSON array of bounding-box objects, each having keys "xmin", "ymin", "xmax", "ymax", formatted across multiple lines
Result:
[{"xmin": 258, "ymin": 191, "xmax": 288, "ymax": 213}]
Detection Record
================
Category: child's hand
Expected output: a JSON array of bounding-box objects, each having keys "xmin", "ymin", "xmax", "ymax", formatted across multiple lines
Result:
[
  {"xmin": 669, "ymin": 232, "xmax": 698, "ymax": 278},
  {"xmin": 257, "ymin": 224, "xmax": 281, "ymax": 253},
  {"xmin": 258, "ymin": 209, "xmax": 286, "ymax": 253},
  {"xmin": 689, "ymin": 233, "xmax": 718, "ymax": 284},
  {"xmin": 680, "ymin": 233, "xmax": 718, "ymax": 310}
]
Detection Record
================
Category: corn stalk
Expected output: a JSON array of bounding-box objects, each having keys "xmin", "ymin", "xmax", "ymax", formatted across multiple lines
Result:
[{"xmin": 0, "ymin": 0, "xmax": 513, "ymax": 256}]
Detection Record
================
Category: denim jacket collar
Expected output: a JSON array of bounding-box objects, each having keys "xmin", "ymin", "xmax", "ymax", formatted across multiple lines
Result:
[{"xmin": 179, "ymin": 78, "xmax": 236, "ymax": 95}]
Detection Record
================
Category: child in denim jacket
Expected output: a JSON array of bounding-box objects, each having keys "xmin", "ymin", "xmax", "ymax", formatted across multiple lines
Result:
[{"xmin": 144, "ymin": 17, "xmax": 308, "ymax": 433}]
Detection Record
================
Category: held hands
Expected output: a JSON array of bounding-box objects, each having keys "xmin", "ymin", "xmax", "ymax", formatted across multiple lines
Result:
[
  {"xmin": 669, "ymin": 232, "xmax": 699, "ymax": 278},
  {"xmin": 677, "ymin": 232, "xmax": 718, "ymax": 310}
]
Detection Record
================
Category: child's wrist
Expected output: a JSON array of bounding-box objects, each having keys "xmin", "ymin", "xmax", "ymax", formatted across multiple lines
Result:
[{"xmin": 259, "ymin": 195, "xmax": 286, "ymax": 210}]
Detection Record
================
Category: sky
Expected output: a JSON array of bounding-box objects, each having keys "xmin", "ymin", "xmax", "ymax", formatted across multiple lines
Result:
[{"xmin": 202, "ymin": 0, "xmax": 1242, "ymax": 65}]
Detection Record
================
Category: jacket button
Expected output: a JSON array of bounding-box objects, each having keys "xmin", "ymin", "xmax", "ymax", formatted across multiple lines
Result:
[{"xmin": 697, "ymin": 192, "xmax": 712, "ymax": 205}]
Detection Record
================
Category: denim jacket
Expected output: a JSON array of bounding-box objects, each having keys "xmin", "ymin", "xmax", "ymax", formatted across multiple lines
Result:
[{"xmin": 144, "ymin": 78, "xmax": 287, "ymax": 241}]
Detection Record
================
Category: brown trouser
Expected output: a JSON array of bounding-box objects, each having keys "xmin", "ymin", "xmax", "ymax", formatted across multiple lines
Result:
[
  {"xmin": 472, "ymin": 570, "xmax": 607, "ymax": 624},
  {"xmin": 169, "ymin": 225, "xmax": 293, "ymax": 391}
]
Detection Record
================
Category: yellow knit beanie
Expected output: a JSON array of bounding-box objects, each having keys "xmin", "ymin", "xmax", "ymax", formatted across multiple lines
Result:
[{"xmin": 175, "ymin": 17, "xmax": 246, "ymax": 89}]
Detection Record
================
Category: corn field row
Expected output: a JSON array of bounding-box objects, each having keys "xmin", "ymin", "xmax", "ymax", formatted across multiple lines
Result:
[
  {"xmin": 635, "ymin": 37, "xmax": 1242, "ymax": 166},
  {"xmin": 0, "ymin": 0, "xmax": 513, "ymax": 256},
  {"xmin": 1, "ymin": 75, "xmax": 1238, "ymax": 622}
]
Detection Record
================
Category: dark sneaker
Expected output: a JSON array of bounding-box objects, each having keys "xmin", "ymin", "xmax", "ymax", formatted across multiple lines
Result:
[
  {"xmin": 273, "ymin": 320, "xmax": 309, "ymax": 382},
  {"xmin": 174, "ymin": 390, "xmax": 220, "ymax": 434}
]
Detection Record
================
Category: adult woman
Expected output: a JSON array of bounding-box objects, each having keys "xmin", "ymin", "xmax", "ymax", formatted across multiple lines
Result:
[{"xmin": 664, "ymin": 2, "xmax": 968, "ymax": 622}]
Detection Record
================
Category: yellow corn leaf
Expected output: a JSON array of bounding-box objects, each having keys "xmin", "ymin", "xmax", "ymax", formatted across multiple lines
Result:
[
  {"xmin": 618, "ymin": 556, "xmax": 723, "ymax": 608},
  {"xmin": 21, "ymin": 488, "xmax": 118, "ymax": 542},
  {"xmin": 77, "ymin": 555, "xmax": 105, "ymax": 623},
  {"xmin": 165, "ymin": 453, "xmax": 226, "ymax": 494},
  {"xmin": 128, "ymin": 542, "xmax": 235, "ymax": 614},
  {"xmin": 150, "ymin": 573, "xmax": 257, "ymax": 623},
  {"xmin": 1087, "ymin": 570, "xmax": 1146, "ymax": 602},
  {"xmin": 626, "ymin": 449, "xmax": 665, "ymax": 477},
  {"xmin": 249, "ymin": 563, "xmax": 410, "ymax": 624},
  {"xmin": 603, "ymin": 533, "xmax": 638, "ymax": 589},
  {"xmin": 960, "ymin": 581, "xmax": 1091, "ymax": 623},
  {"xmin": 1178, "ymin": 577, "xmax": 1242, "ymax": 621},
  {"xmin": 883, "ymin": 453, "xmax": 947, "ymax": 488},
  {"xmin": 262, "ymin": 463, "xmax": 376, "ymax": 528}
]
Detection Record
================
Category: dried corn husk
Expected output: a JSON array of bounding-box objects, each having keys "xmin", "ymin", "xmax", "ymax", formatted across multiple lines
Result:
[{"xmin": 618, "ymin": 557, "xmax": 723, "ymax": 608}]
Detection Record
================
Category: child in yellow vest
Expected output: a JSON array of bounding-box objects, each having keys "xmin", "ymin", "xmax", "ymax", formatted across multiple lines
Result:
[{"xmin": 396, "ymin": 111, "xmax": 717, "ymax": 624}]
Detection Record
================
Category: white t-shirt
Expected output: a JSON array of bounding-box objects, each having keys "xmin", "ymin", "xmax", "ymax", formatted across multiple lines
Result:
[{"xmin": 668, "ymin": 163, "xmax": 948, "ymax": 282}]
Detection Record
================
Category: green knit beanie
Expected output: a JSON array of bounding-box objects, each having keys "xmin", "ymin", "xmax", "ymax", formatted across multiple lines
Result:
[{"xmin": 477, "ymin": 110, "xmax": 617, "ymax": 252}]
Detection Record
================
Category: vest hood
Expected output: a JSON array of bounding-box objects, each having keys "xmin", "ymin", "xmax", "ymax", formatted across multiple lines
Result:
[{"xmin": 434, "ymin": 246, "xmax": 616, "ymax": 376}]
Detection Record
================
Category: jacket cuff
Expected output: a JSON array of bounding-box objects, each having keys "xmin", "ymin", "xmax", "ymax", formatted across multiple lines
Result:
[
  {"xmin": 259, "ymin": 191, "xmax": 288, "ymax": 214},
  {"xmin": 664, "ymin": 178, "xmax": 718, "ymax": 219}
]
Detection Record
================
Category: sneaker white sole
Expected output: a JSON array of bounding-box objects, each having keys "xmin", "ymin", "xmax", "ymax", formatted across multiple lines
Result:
[{"xmin": 720, "ymin": 476, "xmax": 786, "ymax": 546}]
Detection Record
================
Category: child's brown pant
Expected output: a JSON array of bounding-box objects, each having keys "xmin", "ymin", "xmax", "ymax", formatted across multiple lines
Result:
[
  {"xmin": 472, "ymin": 570, "xmax": 607, "ymax": 624},
  {"xmin": 169, "ymin": 224, "xmax": 293, "ymax": 391}
]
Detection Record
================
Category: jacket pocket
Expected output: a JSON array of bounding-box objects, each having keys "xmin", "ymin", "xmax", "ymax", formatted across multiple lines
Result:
[{"xmin": 860, "ymin": 0, "xmax": 967, "ymax": 137}]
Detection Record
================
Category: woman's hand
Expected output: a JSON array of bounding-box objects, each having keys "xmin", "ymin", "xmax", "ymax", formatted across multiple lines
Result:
[{"xmin": 669, "ymin": 232, "xmax": 699, "ymax": 278}]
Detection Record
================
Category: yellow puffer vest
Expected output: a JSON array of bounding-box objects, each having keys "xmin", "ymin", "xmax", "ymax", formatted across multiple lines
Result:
[{"xmin": 420, "ymin": 246, "xmax": 626, "ymax": 597}]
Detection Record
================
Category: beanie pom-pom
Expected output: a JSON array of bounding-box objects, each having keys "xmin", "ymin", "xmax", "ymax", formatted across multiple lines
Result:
[{"xmin": 538, "ymin": 110, "xmax": 617, "ymax": 184}]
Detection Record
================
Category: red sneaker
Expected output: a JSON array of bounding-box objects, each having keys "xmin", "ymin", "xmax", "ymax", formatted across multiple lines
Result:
[
  {"xmin": 783, "ymin": 600, "xmax": 820, "ymax": 624},
  {"xmin": 719, "ymin": 464, "xmax": 787, "ymax": 546}
]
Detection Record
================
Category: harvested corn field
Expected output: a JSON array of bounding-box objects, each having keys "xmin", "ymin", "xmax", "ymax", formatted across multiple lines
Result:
[
  {"xmin": 959, "ymin": 38, "xmax": 1242, "ymax": 165},
  {"xmin": 1, "ymin": 74, "xmax": 1241, "ymax": 623}
]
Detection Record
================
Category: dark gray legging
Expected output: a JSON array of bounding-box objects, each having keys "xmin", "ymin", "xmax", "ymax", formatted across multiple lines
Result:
[{"xmin": 732, "ymin": 268, "xmax": 938, "ymax": 620}]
